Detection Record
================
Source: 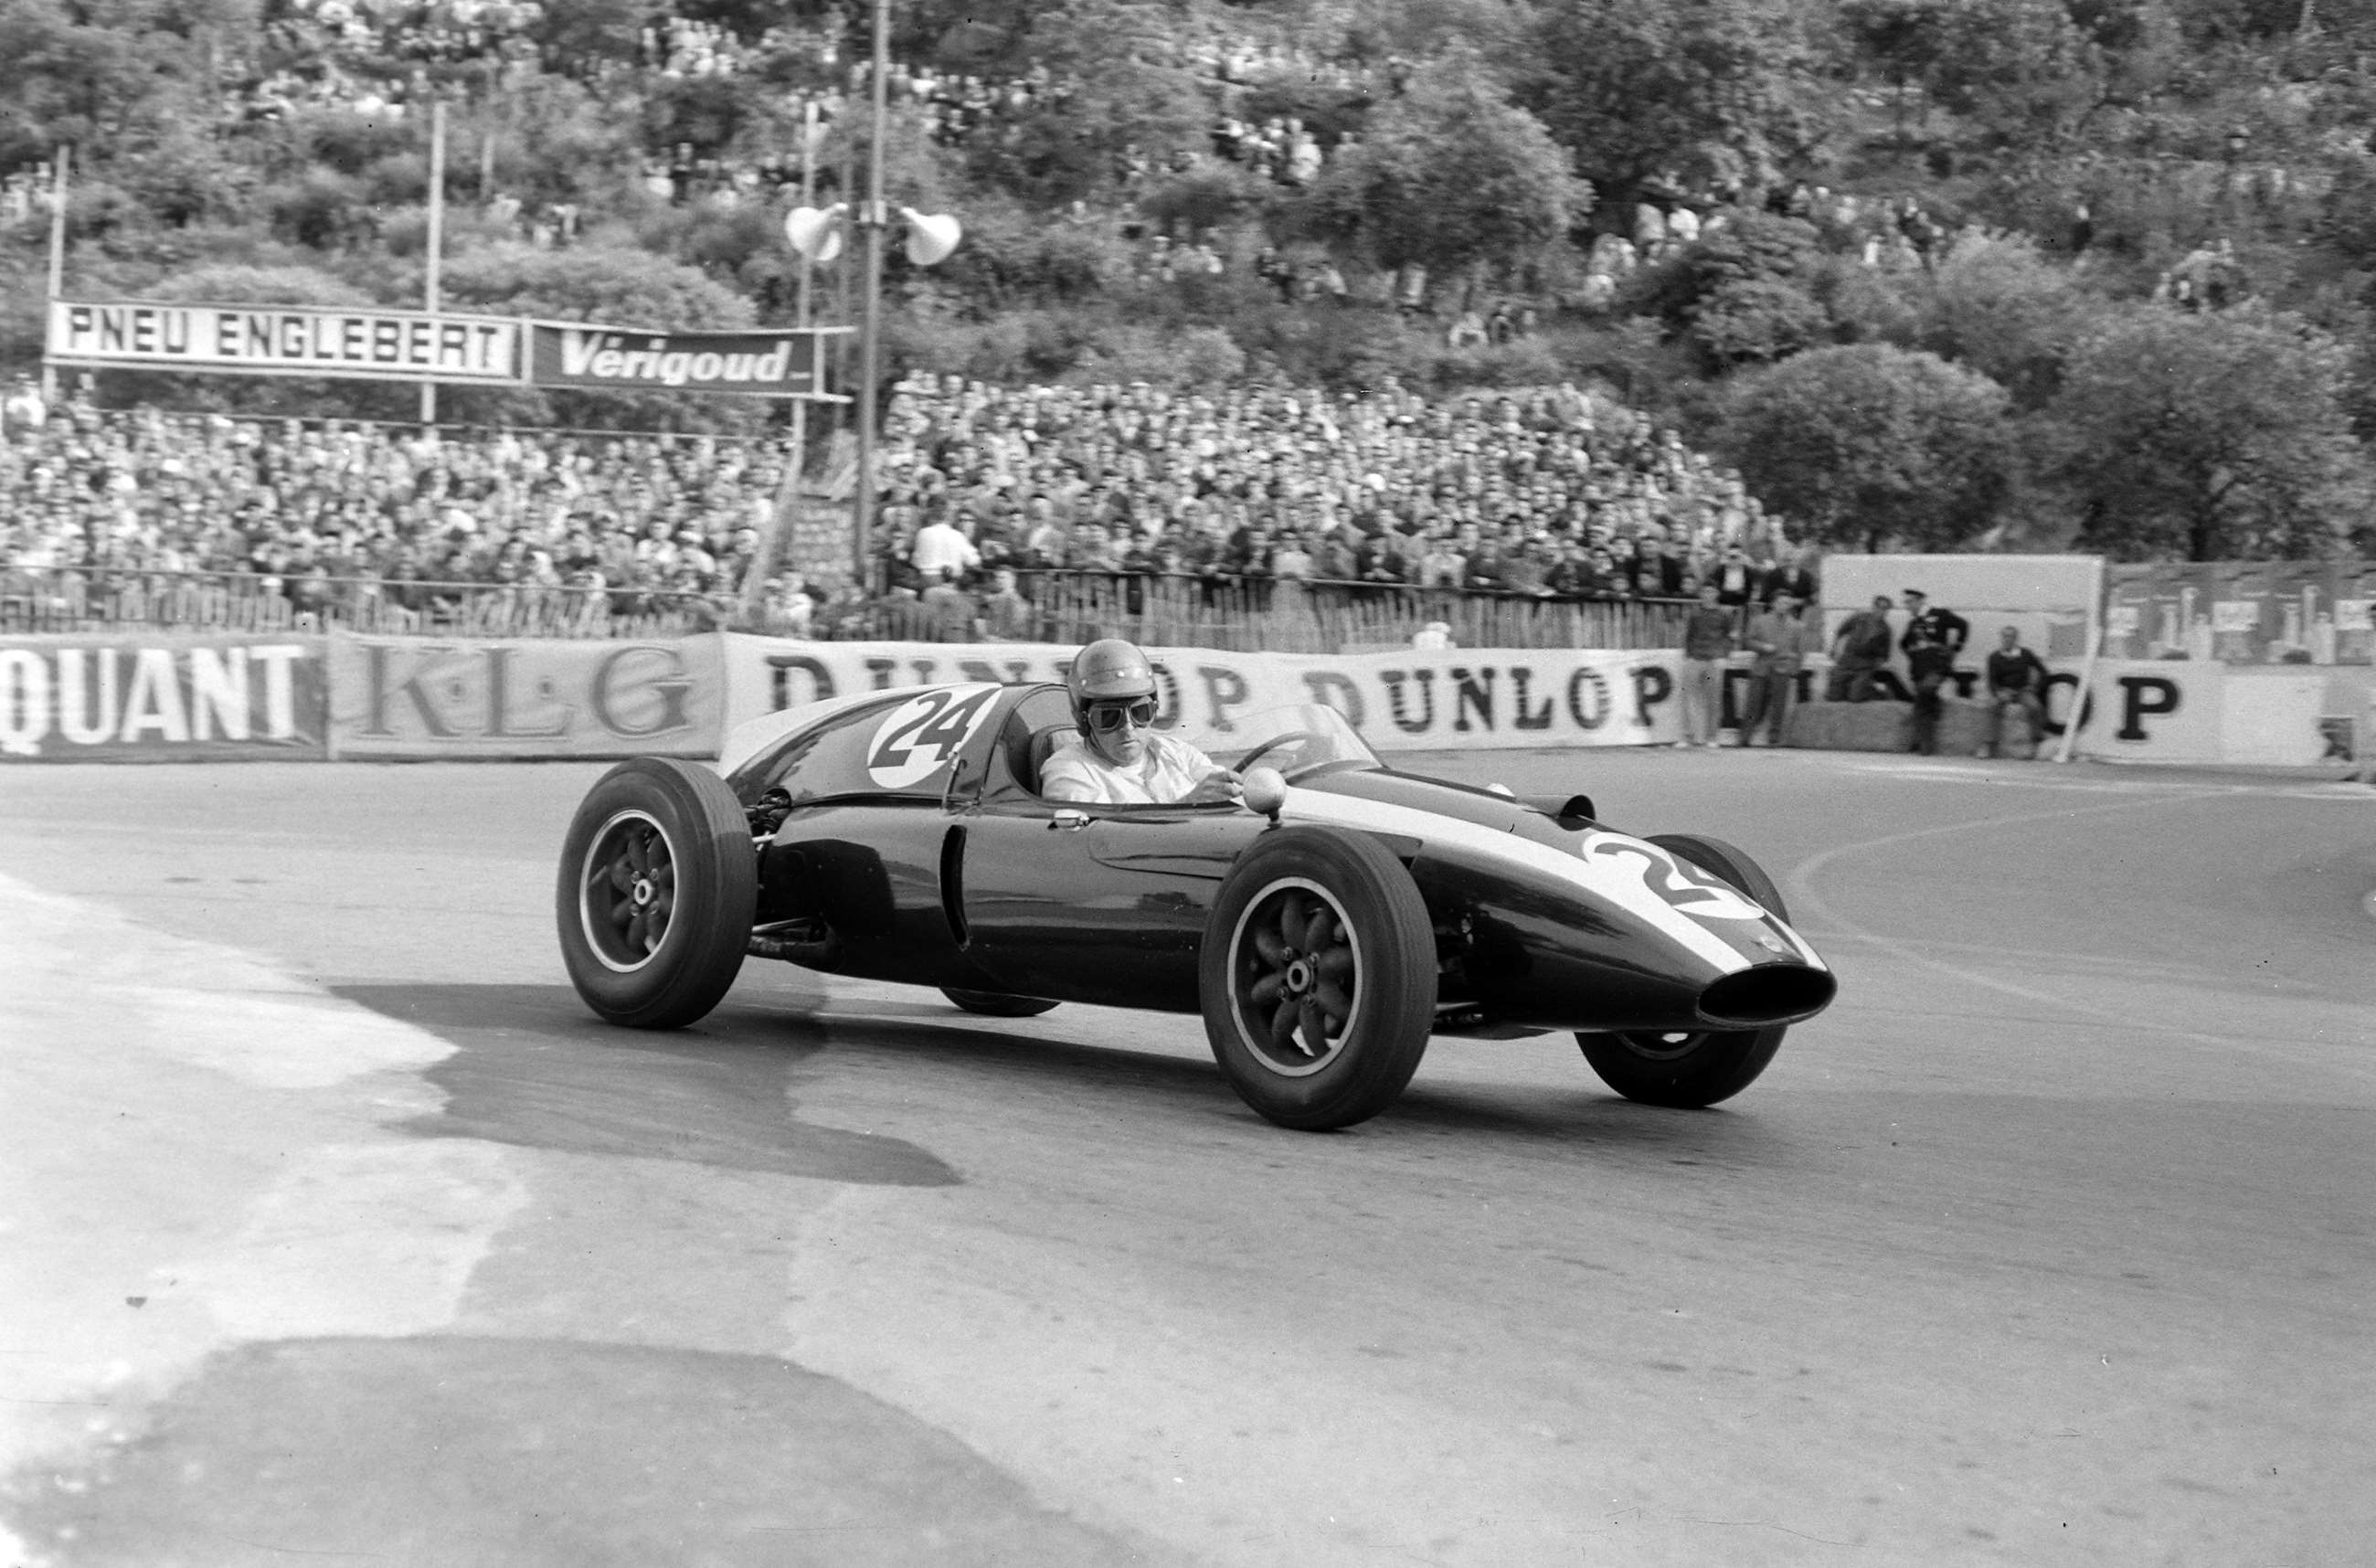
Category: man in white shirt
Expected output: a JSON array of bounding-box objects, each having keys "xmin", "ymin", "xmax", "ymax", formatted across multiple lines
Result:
[
  {"xmin": 1039, "ymin": 639, "xmax": 1243, "ymax": 806},
  {"xmin": 910, "ymin": 510, "xmax": 981, "ymax": 582}
]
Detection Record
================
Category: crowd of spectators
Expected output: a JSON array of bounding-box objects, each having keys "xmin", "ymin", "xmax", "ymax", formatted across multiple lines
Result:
[
  {"xmin": 0, "ymin": 384, "xmax": 780, "ymax": 623},
  {"xmin": 0, "ymin": 369, "xmax": 1816, "ymax": 639},
  {"xmin": 868, "ymin": 373, "xmax": 1810, "ymax": 617}
]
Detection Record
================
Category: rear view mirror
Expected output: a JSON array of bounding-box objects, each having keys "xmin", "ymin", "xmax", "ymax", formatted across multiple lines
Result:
[{"xmin": 1243, "ymin": 766, "xmax": 1288, "ymax": 821}]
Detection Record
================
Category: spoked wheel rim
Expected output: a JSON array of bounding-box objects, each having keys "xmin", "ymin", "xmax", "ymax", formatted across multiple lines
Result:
[
  {"xmin": 1226, "ymin": 876, "xmax": 1364, "ymax": 1078},
  {"xmin": 578, "ymin": 808, "xmax": 679, "ymax": 973},
  {"xmin": 1612, "ymin": 1029, "xmax": 1712, "ymax": 1061}
]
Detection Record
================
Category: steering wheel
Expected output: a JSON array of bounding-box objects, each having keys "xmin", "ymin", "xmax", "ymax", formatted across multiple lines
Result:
[{"xmin": 1232, "ymin": 731, "xmax": 1319, "ymax": 773}]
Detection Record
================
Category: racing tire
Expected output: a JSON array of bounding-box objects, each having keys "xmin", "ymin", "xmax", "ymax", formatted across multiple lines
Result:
[
  {"xmin": 1576, "ymin": 833, "xmax": 1790, "ymax": 1109},
  {"xmin": 941, "ymin": 988, "xmax": 1059, "ymax": 1018},
  {"xmin": 1200, "ymin": 827, "xmax": 1437, "ymax": 1130},
  {"xmin": 557, "ymin": 758, "xmax": 757, "ymax": 1030}
]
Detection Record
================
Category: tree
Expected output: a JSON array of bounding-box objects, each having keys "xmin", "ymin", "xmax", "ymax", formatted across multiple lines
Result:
[
  {"xmin": 1715, "ymin": 343, "xmax": 2019, "ymax": 552},
  {"xmin": 2053, "ymin": 304, "xmax": 2371, "ymax": 561},
  {"xmin": 1318, "ymin": 58, "xmax": 1589, "ymax": 293},
  {"xmin": 1519, "ymin": 0, "xmax": 1835, "ymax": 198},
  {"xmin": 1901, "ymin": 230, "xmax": 2105, "ymax": 408},
  {"xmin": 1840, "ymin": 0, "xmax": 2101, "ymax": 154}
]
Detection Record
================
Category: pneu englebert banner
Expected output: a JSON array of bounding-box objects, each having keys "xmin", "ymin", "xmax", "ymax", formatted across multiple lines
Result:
[
  {"xmin": 46, "ymin": 301, "xmax": 521, "ymax": 383},
  {"xmin": 326, "ymin": 633, "xmax": 722, "ymax": 758},
  {"xmin": 528, "ymin": 323, "xmax": 845, "ymax": 398},
  {"xmin": 719, "ymin": 636, "xmax": 1688, "ymax": 751},
  {"xmin": 0, "ymin": 635, "xmax": 328, "ymax": 761}
]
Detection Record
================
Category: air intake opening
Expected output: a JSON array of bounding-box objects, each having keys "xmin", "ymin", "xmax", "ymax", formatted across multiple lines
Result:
[{"xmin": 1699, "ymin": 965, "xmax": 1836, "ymax": 1028}]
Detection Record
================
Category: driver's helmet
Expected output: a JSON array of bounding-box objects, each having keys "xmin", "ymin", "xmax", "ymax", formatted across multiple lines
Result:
[{"xmin": 1066, "ymin": 637, "xmax": 1158, "ymax": 735}]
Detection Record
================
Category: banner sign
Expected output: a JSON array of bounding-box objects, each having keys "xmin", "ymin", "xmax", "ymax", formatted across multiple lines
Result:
[
  {"xmin": 2040, "ymin": 661, "xmax": 2331, "ymax": 767},
  {"xmin": 2104, "ymin": 561, "xmax": 2376, "ymax": 665},
  {"xmin": 46, "ymin": 301, "xmax": 521, "ymax": 384},
  {"xmin": 720, "ymin": 637, "xmax": 1687, "ymax": 752},
  {"xmin": 0, "ymin": 635, "xmax": 327, "ymax": 762},
  {"xmin": 326, "ymin": 634, "xmax": 722, "ymax": 759},
  {"xmin": 529, "ymin": 323, "xmax": 847, "ymax": 399}
]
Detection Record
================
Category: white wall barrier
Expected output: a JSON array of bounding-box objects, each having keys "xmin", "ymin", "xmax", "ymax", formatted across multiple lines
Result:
[
  {"xmin": 721, "ymin": 635, "xmax": 1690, "ymax": 752},
  {"xmin": 0, "ymin": 633, "xmax": 328, "ymax": 762},
  {"xmin": 2047, "ymin": 661, "xmax": 2333, "ymax": 768},
  {"xmin": 0, "ymin": 630, "xmax": 2345, "ymax": 768},
  {"xmin": 325, "ymin": 632, "xmax": 723, "ymax": 759}
]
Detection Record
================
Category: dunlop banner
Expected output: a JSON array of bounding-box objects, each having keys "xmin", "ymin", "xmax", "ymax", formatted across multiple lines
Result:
[
  {"xmin": 0, "ymin": 635, "xmax": 327, "ymax": 762},
  {"xmin": 326, "ymin": 633, "xmax": 722, "ymax": 759},
  {"xmin": 720, "ymin": 636, "xmax": 1687, "ymax": 752},
  {"xmin": 528, "ymin": 323, "xmax": 847, "ymax": 399}
]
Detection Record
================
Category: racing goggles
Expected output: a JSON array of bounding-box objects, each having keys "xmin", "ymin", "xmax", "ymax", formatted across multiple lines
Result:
[{"xmin": 1086, "ymin": 698, "xmax": 1158, "ymax": 733}]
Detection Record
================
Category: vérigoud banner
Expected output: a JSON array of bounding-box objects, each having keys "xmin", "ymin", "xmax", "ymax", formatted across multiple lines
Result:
[
  {"xmin": 528, "ymin": 323, "xmax": 849, "ymax": 399},
  {"xmin": 0, "ymin": 635, "xmax": 328, "ymax": 761},
  {"xmin": 720, "ymin": 637, "xmax": 1687, "ymax": 751}
]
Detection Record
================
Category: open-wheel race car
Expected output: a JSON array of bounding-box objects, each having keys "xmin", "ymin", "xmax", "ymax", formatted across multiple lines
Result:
[{"xmin": 557, "ymin": 682, "xmax": 1837, "ymax": 1130}]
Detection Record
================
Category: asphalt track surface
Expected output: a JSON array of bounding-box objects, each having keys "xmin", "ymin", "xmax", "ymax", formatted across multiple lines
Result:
[{"xmin": 2, "ymin": 745, "xmax": 2371, "ymax": 1568}]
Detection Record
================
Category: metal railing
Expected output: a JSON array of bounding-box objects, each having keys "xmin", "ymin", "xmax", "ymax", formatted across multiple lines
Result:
[
  {"xmin": 0, "ymin": 569, "xmax": 728, "ymax": 640},
  {"xmin": 1, "ymin": 567, "xmax": 1699, "ymax": 652},
  {"xmin": 752, "ymin": 570, "xmax": 1699, "ymax": 652}
]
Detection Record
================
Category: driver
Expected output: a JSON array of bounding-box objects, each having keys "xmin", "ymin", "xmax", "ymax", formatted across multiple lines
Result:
[{"xmin": 1040, "ymin": 639, "xmax": 1244, "ymax": 806}]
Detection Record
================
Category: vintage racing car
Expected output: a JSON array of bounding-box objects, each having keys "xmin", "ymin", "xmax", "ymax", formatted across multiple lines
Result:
[{"xmin": 557, "ymin": 682, "xmax": 1837, "ymax": 1129}]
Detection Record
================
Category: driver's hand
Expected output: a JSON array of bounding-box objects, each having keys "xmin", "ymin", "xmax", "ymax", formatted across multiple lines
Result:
[{"xmin": 1185, "ymin": 769, "xmax": 1244, "ymax": 804}]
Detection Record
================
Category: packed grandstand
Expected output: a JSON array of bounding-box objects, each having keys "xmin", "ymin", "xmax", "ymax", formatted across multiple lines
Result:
[{"xmin": 5, "ymin": 0, "xmax": 2372, "ymax": 649}]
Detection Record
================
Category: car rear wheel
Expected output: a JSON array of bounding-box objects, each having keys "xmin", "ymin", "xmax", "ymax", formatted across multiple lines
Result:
[
  {"xmin": 940, "ymin": 988, "xmax": 1058, "ymax": 1017},
  {"xmin": 1576, "ymin": 833, "xmax": 1791, "ymax": 1108},
  {"xmin": 1200, "ymin": 827, "xmax": 1437, "ymax": 1130},
  {"xmin": 557, "ymin": 758, "xmax": 757, "ymax": 1030}
]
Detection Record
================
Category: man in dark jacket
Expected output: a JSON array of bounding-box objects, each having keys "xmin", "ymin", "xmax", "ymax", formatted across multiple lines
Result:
[
  {"xmin": 1827, "ymin": 594, "xmax": 1894, "ymax": 702},
  {"xmin": 1901, "ymin": 588, "xmax": 1970, "ymax": 754},
  {"xmin": 1980, "ymin": 625, "xmax": 2051, "ymax": 758},
  {"xmin": 1678, "ymin": 580, "xmax": 1736, "ymax": 746}
]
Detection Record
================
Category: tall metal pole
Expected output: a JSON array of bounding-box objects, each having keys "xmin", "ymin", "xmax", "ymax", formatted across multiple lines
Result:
[
  {"xmin": 743, "ymin": 101, "xmax": 823, "ymax": 618},
  {"xmin": 42, "ymin": 145, "xmax": 69, "ymax": 405},
  {"xmin": 852, "ymin": 0, "xmax": 890, "ymax": 588},
  {"xmin": 421, "ymin": 101, "xmax": 446, "ymax": 428}
]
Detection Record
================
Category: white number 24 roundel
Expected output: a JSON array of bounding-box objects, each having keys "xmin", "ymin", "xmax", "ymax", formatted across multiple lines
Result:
[{"xmin": 865, "ymin": 685, "xmax": 1000, "ymax": 789}]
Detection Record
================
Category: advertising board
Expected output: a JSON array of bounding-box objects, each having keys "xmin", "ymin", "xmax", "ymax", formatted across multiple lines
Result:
[
  {"xmin": 326, "ymin": 635, "xmax": 722, "ymax": 759},
  {"xmin": 528, "ymin": 323, "xmax": 847, "ymax": 399},
  {"xmin": 0, "ymin": 635, "xmax": 327, "ymax": 761},
  {"xmin": 46, "ymin": 301, "xmax": 521, "ymax": 383},
  {"xmin": 719, "ymin": 637, "xmax": 1690, "ymax": 753}
]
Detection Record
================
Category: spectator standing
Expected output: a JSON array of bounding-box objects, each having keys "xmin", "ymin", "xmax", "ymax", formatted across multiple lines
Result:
[
  {"xmin": 920, "ymin": 567, "xmax": 980, "ymax": 641},
  {"xmin": 1758, "ymin": 544, "xmax": 1817, "ymax": 606},
  {"xmin": 1678, "ymin": 580, "xmax": 1735, "ymax": 747},
  {"xmin": 1711, "ymin": 545, "xmax": 1757, "ymax": 608},
  {"xmin": 2, "ymin": 375, "xmax": 45, "ymax": 438},
  {"xmin": 912, "ymin": 510, "xmax": 981, "ymax": 582},
  {"xmin": 1980, "ymin": 625, "xmax": 2050, "ymax": 758},
  {"xmin": 1826, "ymin": 594, "xmax": 1894, "ymax": 702},
  {"xmin": 981, "ymin": 567, "xmax": 1034, "ymax": 640},
  {"xmin": 1737, "ymin": 590, "xmax": 1815, "ymax": 747},
  {"xmin": 1900, "ymin": 588, "xmax": 1970, "ymax": 755}
]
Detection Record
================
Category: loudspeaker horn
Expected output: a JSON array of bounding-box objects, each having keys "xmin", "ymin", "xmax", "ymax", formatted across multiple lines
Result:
[
  {"xmin": 783, "ymin": 204, "xmax": 845, "ymax": 261},
  {"xmin": 901, "ymin": 208, "xmax": 962, "ymax": 267}
]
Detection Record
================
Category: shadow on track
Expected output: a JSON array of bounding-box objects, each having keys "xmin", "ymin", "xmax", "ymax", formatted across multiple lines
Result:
[{"xmin": 338, "ymin": 983, "xmax": 960, "ymax": 1187}]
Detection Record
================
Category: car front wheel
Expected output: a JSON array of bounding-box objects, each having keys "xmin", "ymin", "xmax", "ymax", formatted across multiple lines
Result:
[
  {"xmin": 1575, "ymin": 832, "xmax": 1790, "ymax": 1108},
  {"xmin": 557, "ymin": 758, "xmax": 757, "ymax": 1030},
  {"xmin": 1200, "ymin": 827, "xmax": 1437, "ymax": 1130}
]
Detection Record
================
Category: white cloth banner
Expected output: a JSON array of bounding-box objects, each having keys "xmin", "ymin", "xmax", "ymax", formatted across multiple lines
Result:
[{"xmin": 719, "ymin": 636, "xmax": 1689, "ymax": 752}]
